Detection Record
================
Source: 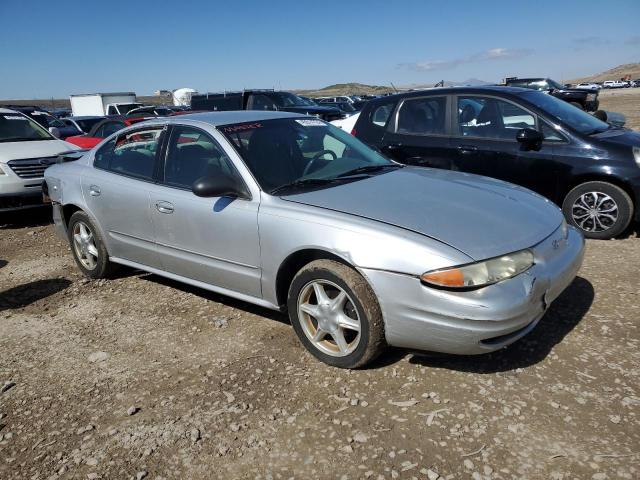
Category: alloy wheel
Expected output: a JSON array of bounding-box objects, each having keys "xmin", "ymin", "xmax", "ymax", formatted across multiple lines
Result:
[
  {"xmin": 297, "ymin": 280, "xmax": 361, "ymax": 357},
  {"xmin": 571, "ymin": 191, "xmax": 619, "ymax": 232},
  {"xmin": 72, "ymin": 221, "xmax": 99, "ymax": 270}
]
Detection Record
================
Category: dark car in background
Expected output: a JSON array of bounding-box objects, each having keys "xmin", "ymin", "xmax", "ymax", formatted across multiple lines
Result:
[
  {"xmin": 61, "ymin": 116, "xmax": 105, "ymax": 134},
  {"xmin": 0, "ymin": 105, "xmax": 81, "ymax": 139},
  {"xmin": 504, "ymin": 77, "xmax": 599, "ymax": 112},
  {"xmin": 190, "ymin": 90, "xmax": 344, "ymax": 122},
  {"xmin": 353, "ymin": 86, "xmax": 640, "ymax": 239},
  {"xmin": 317, "ymin": 99, "xmax": 359, "ymax": 115}
]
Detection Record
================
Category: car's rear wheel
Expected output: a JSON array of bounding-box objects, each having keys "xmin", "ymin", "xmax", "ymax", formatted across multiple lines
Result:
[
  {"xmin": 562, "ymin": 181, "xmax": 633, "ymax": 239},
  {"xmin": 68, "ymin": 211, "xmax": 115, "ymax": 278},
  {"xmin": 287, "ymin": 260, "xmax": 385, "ymax": 368}
]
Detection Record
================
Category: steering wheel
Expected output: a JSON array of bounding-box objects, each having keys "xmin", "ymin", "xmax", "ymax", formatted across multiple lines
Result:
[{"xmin": 303, "ymin": 150, "xmax": 337, "ymax": 175}]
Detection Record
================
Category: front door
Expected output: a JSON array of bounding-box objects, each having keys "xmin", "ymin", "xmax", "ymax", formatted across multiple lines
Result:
[
  {"xmin": 380, "ymin": 95, "xmax": 453, "ymax": 169},
  {"xmin": 81, "ymin": 126, "xmax": 165, "ymax": 268},
  {"xmin": 148, "ymin": 125, "xmax": 262, "ymax": 297},
  {"xmin": 449, "ymin": 95, "xmax": 559, "ymax": 200}
]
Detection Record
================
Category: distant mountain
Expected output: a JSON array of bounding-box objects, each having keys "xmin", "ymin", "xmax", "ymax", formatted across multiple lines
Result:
[{"xmin": 569, "ymin": 62, "xmax": 640, "ymax": 83}]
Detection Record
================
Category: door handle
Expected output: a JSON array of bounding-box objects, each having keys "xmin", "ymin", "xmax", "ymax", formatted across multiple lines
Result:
[
  {"xmin": 88, "ymin": 185, "xmax": 101, "ymax": 196},
  {"xmin": 457, "ymin": 145, "xmax": 478, "ymax": 154},
  {"xmin": 155, "ymin": 201, "xmax": 174, "ymax": 214}
]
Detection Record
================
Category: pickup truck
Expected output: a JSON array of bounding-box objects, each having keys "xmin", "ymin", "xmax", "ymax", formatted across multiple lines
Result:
[
  {"xmin": 190, "ymin": 90, "xmax": 344, "ymax": 122},
  {"xmin": 70, "ymin": 92, "xmax": 144, "ymax": 117},
  {"xmin": 504, "ymin": 77, "xmax": 599, "ymax": 111}
]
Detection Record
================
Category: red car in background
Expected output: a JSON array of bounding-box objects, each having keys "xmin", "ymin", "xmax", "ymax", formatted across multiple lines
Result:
[{"xmin": 65, "ymin": 116, "xmax": 149, "ymax": 148}]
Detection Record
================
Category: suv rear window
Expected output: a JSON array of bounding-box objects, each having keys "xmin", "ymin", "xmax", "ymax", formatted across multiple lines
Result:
[{"xmin": 369, "ymin": 101, "xmax": 395, "ymax": 128}]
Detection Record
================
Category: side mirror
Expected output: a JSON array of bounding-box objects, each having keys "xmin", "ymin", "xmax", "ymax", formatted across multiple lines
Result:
[
  {"xmin": 48, "ymin": 127, "xmax": 61, "ymax": 138},
  {"xmin": 192, "ymin": 174, "xmax": 247, "ymax": 199},
  {"xmin": 516, "ymin": 128, "xmax": 543, "ymax": 151}
]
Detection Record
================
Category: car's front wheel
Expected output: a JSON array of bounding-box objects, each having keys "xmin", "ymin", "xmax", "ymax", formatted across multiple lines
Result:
[
  {"xmin": 287, "ymin": 260, "xmax": 386, "ymax": 368},
  {"xmin": 562, "ymin": 181, "xmax": 634, "ymax": 239},
  {"xmin": 68, "ymin": 211, "xmax": 115, "ymax": 278}
]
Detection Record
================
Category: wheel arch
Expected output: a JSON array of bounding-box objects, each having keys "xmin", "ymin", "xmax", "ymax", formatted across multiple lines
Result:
[
  {"xmin": 275, "ymin": 248, "xmax": 355, "ymax": 308},
  {"xmin": 565, "ymin": 174, "xmax": 636, "ymax": 209}
]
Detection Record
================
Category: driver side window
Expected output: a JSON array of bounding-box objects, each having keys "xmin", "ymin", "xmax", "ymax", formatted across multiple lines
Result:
[{"xmin": 163, "ymin": 126, "xmax": 239, "ymax": 190}]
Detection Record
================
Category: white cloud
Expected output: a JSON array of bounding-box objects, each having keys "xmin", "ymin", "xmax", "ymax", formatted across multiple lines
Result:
[{"xmin": 399, "ymin": 48, "xmax": 532, "ymax": 72}]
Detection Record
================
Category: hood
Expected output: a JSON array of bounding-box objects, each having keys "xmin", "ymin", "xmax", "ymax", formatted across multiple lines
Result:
[
  {"xmin": 284, "ymin": 167, "xmax": 563, "ymax": 260},
  {"xmin": 594, "ymin": 128, "xmax": 640, "ymax": 148},
  {"xmin": 0, "ymin": 139, "xmax": 79, "ymax": 163}
]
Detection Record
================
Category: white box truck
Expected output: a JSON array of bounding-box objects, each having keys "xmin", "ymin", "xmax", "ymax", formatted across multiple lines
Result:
[{"xmin": 69, "ymin": 92, "xmax": 143, "ymax": 116}]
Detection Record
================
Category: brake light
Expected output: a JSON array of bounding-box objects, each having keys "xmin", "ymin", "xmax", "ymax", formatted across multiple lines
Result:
[{"xmin": 350, "ymin": 128, "xmax": 356, "ymax": 136}]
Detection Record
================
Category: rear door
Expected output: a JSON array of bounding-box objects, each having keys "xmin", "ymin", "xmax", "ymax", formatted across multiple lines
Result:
[
  {"xmin": 379, "ymin": 95, "xmax": 453, "ymax": 169},
  {"xmin": 147, "ymin": 125, "xmax": 262, "ymax": 297},
  {"xmin": 449, "ymin": 94, "xmax": 560, "ymax": 199},
  {"xmin": 81, "ymin": 126, "xmax": 165, "ymax": 268}
]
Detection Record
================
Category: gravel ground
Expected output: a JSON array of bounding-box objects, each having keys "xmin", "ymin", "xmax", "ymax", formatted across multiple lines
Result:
[{"xmin": 0, "ymin": 211, "xmax": 638, "ymax": 480}]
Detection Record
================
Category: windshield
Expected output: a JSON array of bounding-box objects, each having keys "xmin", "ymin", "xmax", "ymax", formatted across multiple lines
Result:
[
  {"xmin": 547, "ymin": 78, "xmax": 565, "ymax": 89},
  {"xmin": 75, "ymin": 117, "xmax": 103, "ymax": 132},
  {"xmin": 271, "ymin": 92, "xmax": 312, "ymax": 107},
  {"xmin": 117, "ymin": 103, "xmax": 143, "ymax": 114},
  {"xmin": 220, "ymin": 118, "xmax": 397, "ymax": 193},
  {"xmin": 0, "ymin": 112, "xmax": 53, "ymax": 142},
  {"xmin": 520, "ymin": 91, "xmax": 610, "ymax": 135}
]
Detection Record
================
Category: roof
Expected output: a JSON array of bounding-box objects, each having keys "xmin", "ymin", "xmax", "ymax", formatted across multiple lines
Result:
[
  {"xmin": 68, "ymin": 115, "xmax": 105, "ymax": 120},
  {"xmin": 369, "ymin": 85, "xmax": 532, "ymax": 103},
  {"xmin": 153, "ymin": 110, "xmax": 302, "ymax": 127},
  {"xmin": 0, "ymin": 107, "xmax": 22, "ymax": 114},
  {"xmin": 70, "ymin": 92, "xmax": 136, "ymax": 97}
]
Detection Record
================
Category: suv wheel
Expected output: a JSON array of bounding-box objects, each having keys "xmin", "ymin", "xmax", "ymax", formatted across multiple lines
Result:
[
  {"xmin": 287, "ymin": 260, "xmax": 386, "ymax": 368},
  {"xmin": 68, "ymin": 211, "xmax": 116, "ymax": 278},
  {"xmin": 562, "ymin": 181, "xmax": 633, "ymax": 239}
]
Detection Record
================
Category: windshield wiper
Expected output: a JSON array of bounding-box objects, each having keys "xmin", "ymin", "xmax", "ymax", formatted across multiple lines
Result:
[
  {"xmin": 336, "ymin": 164, "xmax": 403, "ymax": 178},
  {"xmin": 270, "ymin": 178, "xmax": 344, "ymax": 195}
]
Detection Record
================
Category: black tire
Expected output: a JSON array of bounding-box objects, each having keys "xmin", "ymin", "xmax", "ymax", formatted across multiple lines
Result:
[
  {"xmin": 287, "ymin": 260, "xmax": 386, "ymax": 369},
  {"xmin": 562, "ymin": 181, "xmax": 634, "ymax": 239},
  {"xmin": 68, "ymin": 211, "xmax": 116, "ymax": 278}
]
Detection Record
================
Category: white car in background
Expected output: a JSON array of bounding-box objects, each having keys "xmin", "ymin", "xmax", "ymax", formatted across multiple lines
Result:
[
  {"xmin": 0, "ymin": 108, "xmax": 79, "ymax": 213},
  {"xmin": 603, "ymin": 80, "xmax": 627, "ymax": 89},
  {"xmin": 575, "ymin": 83, "xmax": 600, "ymax": 90},
  {"xmin": 330, "ymin": 112, "xmax": 360, "ymax": 133}
]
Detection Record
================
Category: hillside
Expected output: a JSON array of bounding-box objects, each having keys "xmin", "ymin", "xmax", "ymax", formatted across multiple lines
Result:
[
  {"xmin": 295, "ymin": 82, "xmax": 394, "ymax": 97},
  {"xmin": 569, "ymin": 62, "xmax": 640, "ymax": 83}
]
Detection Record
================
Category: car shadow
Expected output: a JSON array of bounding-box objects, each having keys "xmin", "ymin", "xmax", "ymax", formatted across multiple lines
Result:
[
  {"xmin": 403, "ymin": 276, "xmax": 594, "ymax": 373},
  {"xmin": 0, "ymin": 278, "xmax": 72, "ymax": 312},
  {"xmin": 139, "ymin": 273, "xmax": 289, "ymax": 324},
  {"xmin": 0, "ymin": 208, "xmax": 52, "ymax": 230}
]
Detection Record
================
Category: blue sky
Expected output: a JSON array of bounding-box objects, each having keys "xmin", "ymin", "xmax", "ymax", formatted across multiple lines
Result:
[{"xmin": 1, "ymin": 0, "xmax": 638, "ymax": 98}]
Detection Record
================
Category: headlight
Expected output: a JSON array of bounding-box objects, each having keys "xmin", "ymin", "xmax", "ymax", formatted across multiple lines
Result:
[
  {"xmin": 421, "ymin": 249, "xmax": 534, "ymax": 289},
  {"xmin": 587, "ymin": 93, "xmax": 596, "ymax": 101},
  {"xmin": 0, "ymin": 164, "xmax": 7, "ymax": 176},
  {"xmin": 633, "ymin": 146, "xmax": 640, "ymax": 167}
]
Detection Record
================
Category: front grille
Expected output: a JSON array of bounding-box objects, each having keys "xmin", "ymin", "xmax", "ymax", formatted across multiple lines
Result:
[{"xmin": 7, "ymin": 156, "xmax": 57, "ymax": 179}]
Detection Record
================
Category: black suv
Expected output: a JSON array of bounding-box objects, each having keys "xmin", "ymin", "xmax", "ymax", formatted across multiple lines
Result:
[
  {"xmin": 504, "ymin": 77, "xmax": 599, "ymax": 111},
  {"xmin": 353, "ymin": 86, "xmax": 640, "ymax": 239}
]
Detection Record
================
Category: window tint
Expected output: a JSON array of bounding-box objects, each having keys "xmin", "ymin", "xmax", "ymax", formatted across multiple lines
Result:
[
  {"xmin": 457, "ymin": 96, "xmax": 535, "ymax": 140},
  {"xmin": 371, "ymin": 103, "xmax": 394, "ymax": 127},
  {"xmin": 107, "ymin": 105, "xmax": 117, "ymax": 115},
  {"xmin": 248, "ymin": 94, "xmax": 277, "ymax": 110},
  {"xmin": 95, "ymin": 121, "xmax": 125, "ymax": 138},
  {"xmin": 541, "ymin": 122, "xmax": 564, "ymax": 142},
  {"xmin": 163, "ymin": 127, "xmax": 238, "ymax": 189},
  {"xmin": 93, "ymin": 128, "xmax": 162, "ymax": 180},
  {"xmin": 396, "ymin": 96, "xmax": 446, "ymax": 135}
]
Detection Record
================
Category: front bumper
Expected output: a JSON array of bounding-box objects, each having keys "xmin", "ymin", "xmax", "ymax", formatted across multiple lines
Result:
[
  {"xmin": 361, "ymin": 226, "xmax": 585, "ymax": 355},
  {"xmin": 585, "ymin": 99, "xmax": 599, "ymax": 112},
  {"xmin": 0, "ymin": 167, "xmax": 47, "ymax": 212}
]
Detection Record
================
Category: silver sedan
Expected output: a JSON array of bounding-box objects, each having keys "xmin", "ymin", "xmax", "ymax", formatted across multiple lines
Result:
[{"xmin": 44, "ymin": 111, "xmax": 584, "ymax": 368}]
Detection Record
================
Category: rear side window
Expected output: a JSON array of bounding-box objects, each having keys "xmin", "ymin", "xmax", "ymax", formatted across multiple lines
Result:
[
  {"xmin": 396, "ymin": 96, "xmax": 447, "ymax": 135},
  {"xmin": 93, "ymin": 128, "xmax": 163, "ymax": 181},
  {"xmin": 368, "ymin": 101, "xmax": 396, "ymax": 129}
]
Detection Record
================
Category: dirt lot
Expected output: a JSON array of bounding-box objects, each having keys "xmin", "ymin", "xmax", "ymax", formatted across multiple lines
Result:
[
  {"xmin": 0, "ymin": 205, "xmax": 639, "ymax": 480},
  {"xmin": 598, "ymin": 88, "xmax": 640, "ymax": 131}
]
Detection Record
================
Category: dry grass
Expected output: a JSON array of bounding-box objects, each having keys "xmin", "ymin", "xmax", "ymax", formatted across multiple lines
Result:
[{"xmin": 598, "ymin": 88, "xmax": 640, "ymax": 130}]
